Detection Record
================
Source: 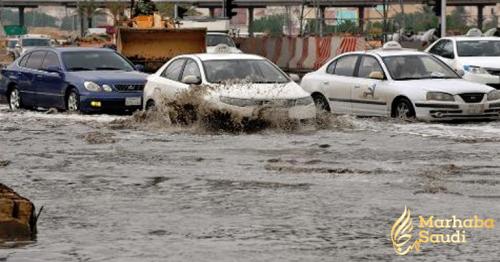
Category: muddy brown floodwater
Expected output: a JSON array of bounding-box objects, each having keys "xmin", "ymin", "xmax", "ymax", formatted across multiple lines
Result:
[{"xmin": 1, "ymin": 104, "xmax": 500, "ymax": 261}]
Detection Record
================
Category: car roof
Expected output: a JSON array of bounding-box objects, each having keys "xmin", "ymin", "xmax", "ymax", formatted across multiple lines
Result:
[
  {"xmin": 352, "ymin": 48, "xmax": 428, "ymax": 58},
  {"xmin": 441, "ymin": 36, "xmax": 500, "ymax": 41},
  {"xmin": 25, "ymin": 47, "xmax": 115, "ymax": 53},
  {"xmin": 186, "ymin": 53, "xmax": 265, "ymax": 61}
]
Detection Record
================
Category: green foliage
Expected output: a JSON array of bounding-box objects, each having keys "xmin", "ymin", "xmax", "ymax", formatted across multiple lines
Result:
[
  {"xmin": 305, "ymin": 19, "xmax": 359, "ymax": 35},
  {"xmin": 393, "ymin": 6, "xmax": 438, "ymax": 33},
  {"xmin": 155, "ymin": 3, "xmax": 200, "ymax": 18},
  {"xmin": 133, "ymin": 0, "xmax": 157, "ymax": 16},
  {"xmin": 251, "ymin": 14, "xmax": 285, "ymax": 36},
  {"xmin": 0, "ymin": 9, "xmax": 57, "ymax": 27}
]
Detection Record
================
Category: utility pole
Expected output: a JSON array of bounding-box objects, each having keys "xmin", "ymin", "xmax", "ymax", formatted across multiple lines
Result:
[
  {"xmin": 441, "ymin": 0, "xmax": 446, "ymax": 37},
  {"xmin": 382, "ymin": 0, "xmax": 388, "ymax": 43}
]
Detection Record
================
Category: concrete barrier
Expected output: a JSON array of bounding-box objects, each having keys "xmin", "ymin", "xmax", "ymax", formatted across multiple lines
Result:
[{"xmin": 236, "ymin": 36, "xmax": 366, "ymax": 72}]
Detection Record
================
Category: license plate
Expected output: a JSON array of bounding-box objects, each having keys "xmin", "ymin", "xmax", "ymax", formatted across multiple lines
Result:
[
  {"xmin": 465, "ymin": 104, "xmax": 484, "ymax": 114},
  {"xmin": 125, "ymin": 97, "xmax": 141, "ymax": 106}
]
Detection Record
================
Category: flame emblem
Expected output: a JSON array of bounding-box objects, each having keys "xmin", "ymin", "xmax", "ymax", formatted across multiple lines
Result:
[{"xmin": 390, "ymin": 206, "xmax": 420, "ymax": 255}]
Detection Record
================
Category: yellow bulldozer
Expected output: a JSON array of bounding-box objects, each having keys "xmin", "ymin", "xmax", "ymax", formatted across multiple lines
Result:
[{"xmin": 116, "ymin": 13, "xmax": 206, "ymax": 72}]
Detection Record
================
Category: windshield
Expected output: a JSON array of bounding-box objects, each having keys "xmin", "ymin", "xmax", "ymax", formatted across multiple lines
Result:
[
  {"xmin": 21, "ymin": 38, "xmax": 50, "ymax": 47},
  {"xmin": 457, "ymin": 40, "xmax": 500, "ymax": 57},
  {"xmin": 203, "ymin": 59, "xmax": 289, "ymax": 84},
  {"xmin": 206, "ymin": 35, "xmax": 235, "ymax": 47},
  {"xmin": 7, "ymin": 40, "xmax": 18, "ymax": 48},
  {"xmin": 383, "ymin": 55, "xmax": 459, "ymax": 80},
  {"xmin": 62, "ymin": 51, "xmax": 135, "ymax": 71}
]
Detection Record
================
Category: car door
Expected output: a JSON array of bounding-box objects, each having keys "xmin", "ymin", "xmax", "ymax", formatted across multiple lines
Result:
[
  {"xmin": 21, "ymin": 51, "xmax": 46, "ymax": 107},
  {"xmin": 322, "ymin": 55, "xmax": 360, "ymax": 114},
  {"xmin": 35, "ymin": 51, "xmax": 66, "ymax": 109},
  {"xmin": 149, "ymin": 58, "xmax": 187, "ymax": 100},
  {"xmin": 351, "ymin": 55, "xmax": 388, "ymax": 116},
  {"xmin": 14, "ymin": 53, "xmax": 36, "ymax": 107}
]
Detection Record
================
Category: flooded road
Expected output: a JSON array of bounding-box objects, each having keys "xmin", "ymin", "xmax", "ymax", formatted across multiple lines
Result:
[{"xmin": 1, "ymin": 104, "xmax": 500, "ymax": 261}]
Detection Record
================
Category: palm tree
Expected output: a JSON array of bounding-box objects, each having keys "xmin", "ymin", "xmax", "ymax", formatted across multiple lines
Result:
[
  {"xmin": 106, "ymin": 2, "xmax": 128, "ymax": 26},
  {"xmin": 78, "ymin": 0, "xmax": 98, "ymax": 29}
]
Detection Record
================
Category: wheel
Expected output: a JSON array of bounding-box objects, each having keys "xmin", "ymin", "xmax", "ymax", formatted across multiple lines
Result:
[
  {"xmin": 394, "ymin": 98, "xmax": 415, "ymax": 120},
  {"xmin": 145, "ymin": 99, "xmax": 156, "ymax": 111},
  {"xmin": 312, "ymin": 94, "xmax": 331, "ymax": 114},
  {"xmin": 8, "ymin": 86, "xmax": 22, "ymax": 111},
  {"xmin": 66, "ymin": 90, "xmax": 80, "ymax": 112}
]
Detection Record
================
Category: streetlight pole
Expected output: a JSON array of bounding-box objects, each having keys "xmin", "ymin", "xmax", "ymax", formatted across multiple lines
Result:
[{"xmin": 441, "ymin": 0, "xmax": 446, "ymax": 37}]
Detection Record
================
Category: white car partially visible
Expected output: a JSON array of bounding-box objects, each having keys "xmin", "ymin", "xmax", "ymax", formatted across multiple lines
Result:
[
  {"xmin": 301, "ymin": 42, "xmax": 500, "ymax": 121},
  {"xmin": 206, "ymin": 33, "xmax": 242, "ymax": 54},
  {"xmin": 425, "ymin": 36, "xmax": 500, "ymax": 89},
  {"xmin": 143, "ymin": 53, "xmax": 315, "ymax": 121}
]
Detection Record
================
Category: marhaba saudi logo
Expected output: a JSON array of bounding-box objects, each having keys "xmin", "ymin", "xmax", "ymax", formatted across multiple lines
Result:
[{"xmin": 390, "ymin": 206, "xmax": 496, "ymax": 255}]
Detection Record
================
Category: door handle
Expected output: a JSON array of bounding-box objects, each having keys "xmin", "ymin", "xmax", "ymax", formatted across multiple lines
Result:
[
  {"xmin": 354, "ymin": 85, "xmax": 361, "ymax": 88},
  {"xmin": 322, "ymin": 81, "xmax": 329, "ymax": 85}
]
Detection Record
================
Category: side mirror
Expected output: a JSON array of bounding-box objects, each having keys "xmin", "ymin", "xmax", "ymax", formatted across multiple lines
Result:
[
  {"xmin": 15, "ymin": 44, "xmax": 20, "ymax": 48},
  {"xmin": 368, "ymin": 71, "xmax": 385, "ymax": 80},
  {"xmin": 134, "ymin": 64, "xmax": 145, "ymax": 72},
  {"xmin": 235, "ymin": 42, "xmax": 241, "ymax": 49},
  {"xmin": 289, "ymin": 73, "xmax": 300, "ymax": 82},
  {"xmin": 456, "ymin": 69, "xmax": 465, "ymax": 77},
  {"xmin": 182, "ymin": 75, "xmax": 202, "ymax": 85}
]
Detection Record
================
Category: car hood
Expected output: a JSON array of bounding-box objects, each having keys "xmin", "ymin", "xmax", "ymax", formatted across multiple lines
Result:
[
  {"xmin": 206, "ymin": 82, "xmax": 310, "ymax": 100},
  {"xmin": 66, "ymin": 70, "xmax": 148, "ymax": 84},
  {"xmin": 393, "ymin": 79, "xmax": 494, "ymax": 94},
  {"xmin": 458, "ymin": 57, "xmax": 500, "ymax": 69}
]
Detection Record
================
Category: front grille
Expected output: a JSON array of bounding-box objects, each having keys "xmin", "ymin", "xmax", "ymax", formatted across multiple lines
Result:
[
  {"xmin": 487, "ymin": 83, "xmax": 500, "ymax": 89},
  {"xmin": 114, "ymin": 84, "xmax": 144, "ymax": 92},
  {"xmin": 459, "ymin": 93, "xmax": 484, "ymax": 103},
  {"xmin": 486, "ymin": 68, "xmax": 500, "ymax": 76}
]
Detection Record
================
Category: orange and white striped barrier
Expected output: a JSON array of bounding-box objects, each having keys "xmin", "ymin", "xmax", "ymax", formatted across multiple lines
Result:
[{"xmin": 236, "ymin": 36, "xmax": 366, "ymax": 72}]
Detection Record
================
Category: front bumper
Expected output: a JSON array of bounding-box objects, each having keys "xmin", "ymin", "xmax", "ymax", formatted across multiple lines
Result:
[
  {"xmin": 79, "ymin": 92, "xmax": 143, "ymax": 113},
  {"xmin": 213, "ymin": 102, "xmax": 317, "ymax": 120},
  {"xmin": 415, "ymin": 101, "xmax": 500, "ymax": 121},
  {"xmin": 463, "ymin": 73, "xmax": 500, "ymax": 89}
]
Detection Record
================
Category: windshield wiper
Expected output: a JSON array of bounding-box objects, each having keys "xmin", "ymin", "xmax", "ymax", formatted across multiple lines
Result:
[
  {"xmin": 395, "ymin": 77, "xmax": 423, "ymax": 81},
  {"xmin": 68, "ymin": 67, "xmax": 93, "ymax": 71}
]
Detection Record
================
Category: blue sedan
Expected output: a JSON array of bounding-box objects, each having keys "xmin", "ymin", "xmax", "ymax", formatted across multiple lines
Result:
[{"xmin": 0, "ymin": 47, "xmax": 148, "ymax": 113}]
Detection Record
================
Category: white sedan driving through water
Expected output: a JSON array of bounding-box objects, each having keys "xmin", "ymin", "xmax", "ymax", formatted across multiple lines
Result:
[
  {"xmin": 143, "ymin": 53, "xmax": 316, "ymax": 121},
  {"xmin": 301, "ymin": 42, "xmax": 500, "ymax": 121}
]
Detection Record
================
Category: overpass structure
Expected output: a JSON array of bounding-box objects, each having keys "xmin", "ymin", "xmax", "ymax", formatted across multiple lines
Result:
[{"xmin": 1, "ymin": 0, "xmax": 500, "ymax": 30}]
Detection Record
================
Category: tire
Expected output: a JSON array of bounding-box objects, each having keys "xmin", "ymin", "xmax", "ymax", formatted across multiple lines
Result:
[
  {"xmin": 8, "ymin": 86, "xmax": 22, "ymax": 111},
  {"xmin": 312, "ymin": 94, "xmax": 331, "ymax": 114},
  {"xmin": 394, "ymin": 98, "xmax": 416, "ymax": 120},
  {"xmin": 66, "ymin": 89, "xmax": 80, "ymax": 113},
  {"xmin": 145, "ymin": 100, "xmax": 156, "ymax": 111}
]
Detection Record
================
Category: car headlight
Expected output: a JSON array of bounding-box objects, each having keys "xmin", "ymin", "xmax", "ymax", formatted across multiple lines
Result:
[
  {"xmin": 426, "ymin": 92, "xmax": 455, "ymax": 101},
  {"xmin": 463, "ymin": 65, "xmax": 489, "ymax": 74},
  {"xmin": 295, "ymin": 96, "xmax": 314, "ymax": 106},
  {"xmin": 487, "ymin": 90, "xmax": 500, "ymax": 101},
  {"xmin": 102, "ymin": 84, "xmax": 113, "ymax": 92},
  {"xmin": 220, "ymin": 97, "xmax": 257, "ymax": 107},
  {"xmin": 84, "ymin": 81, "xmax": 102, "ymax": 92}
]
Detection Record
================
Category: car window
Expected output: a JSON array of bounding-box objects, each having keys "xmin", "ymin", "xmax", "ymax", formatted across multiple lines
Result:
[
  {"xmin": 456, "ymin": 40, "xmax": 500, "ymax": 57},
  {"xmin": 19, "ymin": 53, "xmax": 31, "ymax": 67},
  {"xmin": 162, "ymin": 59, "xmax": 186, "ymax": 81},
  {"xmin": 181, "ymin": 59, "xmax": 201, "ymax": 80},
  {"xmin": 41, "ymin": 52, "xmax": 60, "ymax": 70},
  {"xmin": 429, "ymin": 40, "xmax": 454, "ymax": 58},
  {"xmin": 25, "ymin": 51, "xmax": 46, "ymax": 70},
  {"xmin": 429, "ymin": 40, "xmax": 445, "ymax": 55},
  {"xmin": 383, "ymin": 55, "xmax": 458, "ymax": 80},
  {"xmin": 326, "ymin": 61, "xmax": 336, "ymax": 74},
  {"xmin": 357, "ymin": 56, "xmax": 384, "ymax": 78},
  {"xmin": 333, "ymin": 55, "xmax": 358, "ymax": 76}
]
